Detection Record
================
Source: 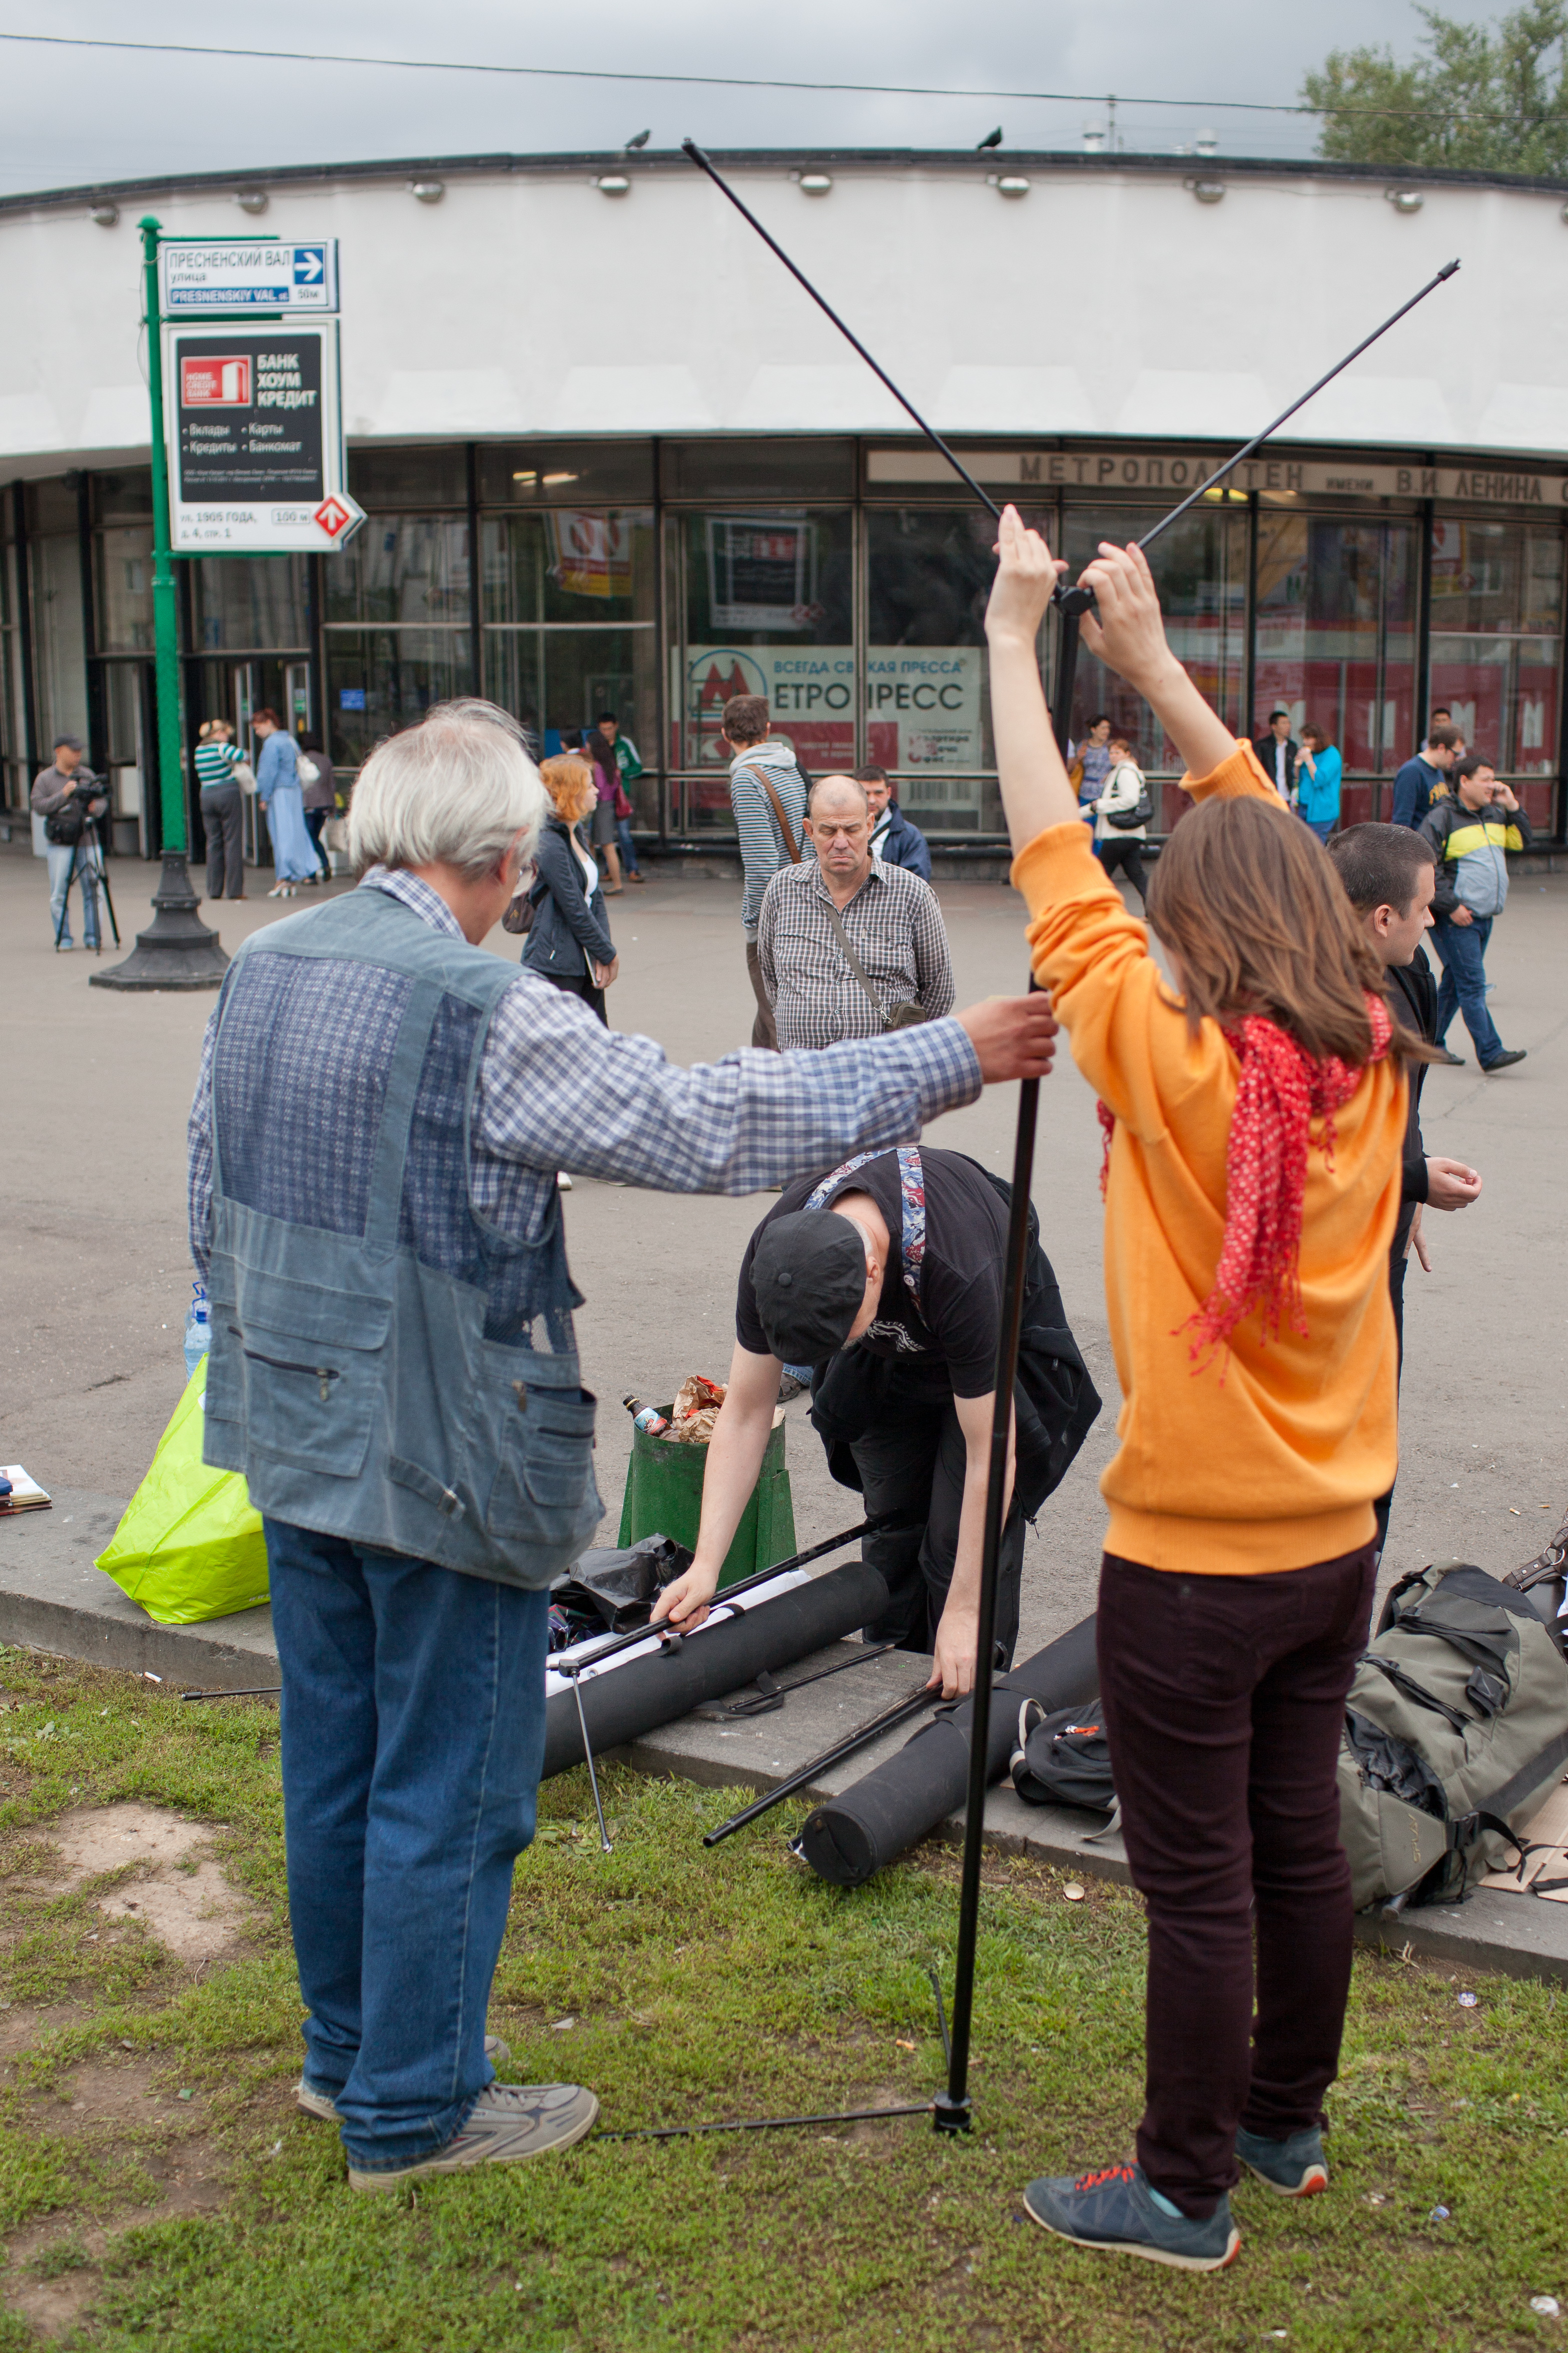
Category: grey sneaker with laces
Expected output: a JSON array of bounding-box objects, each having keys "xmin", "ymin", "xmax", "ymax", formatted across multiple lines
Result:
[
  {"xmin": 348, "ymin": 2081, "xmax": 599, "ymax": 2191},
  {"xmin": 296, "ymin": 2034, "xmax": 512, "ymax": 2122}
]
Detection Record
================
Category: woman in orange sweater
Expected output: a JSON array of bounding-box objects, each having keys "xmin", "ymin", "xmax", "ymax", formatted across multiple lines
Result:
[{"xmin": 985, "ymin": 513, "xmax": 1426, "ymax": 2271}]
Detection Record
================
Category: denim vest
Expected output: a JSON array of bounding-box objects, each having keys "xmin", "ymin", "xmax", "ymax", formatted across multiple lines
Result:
[{"xmin": 201, "ymin": 886, "xmax": 602, "ymax": 1588}]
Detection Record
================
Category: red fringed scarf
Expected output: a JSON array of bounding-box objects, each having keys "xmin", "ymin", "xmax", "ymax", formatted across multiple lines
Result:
[{"xmin": 1097, "ymin": 992, "xmax": 1394, "ymax": 1371}]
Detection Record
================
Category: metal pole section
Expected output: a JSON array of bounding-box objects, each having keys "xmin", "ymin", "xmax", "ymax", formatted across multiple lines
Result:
[
  {"xmin": 142, "ymin": 218, "xmax": 184, "ymax": 857},
  {"xmin": 92, "ymin": 218, "xmax": 228, "ymax": 990},
  {"xmin": 932, "ymin": 612, "xmax": 1077, "ymax": 2138}
]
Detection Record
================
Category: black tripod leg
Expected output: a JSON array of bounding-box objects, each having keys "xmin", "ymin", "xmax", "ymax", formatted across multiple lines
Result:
[
  {"xmin": 933, "ymin": 606, "xmax": 1081, "ymax": 2138},
  {"xmin": 52, "ymin": 842, "xmax": 76, "ymax": 950},
  {"xmin": 96, "ymin": 843, "xmax": 120, "ymax": 947}
]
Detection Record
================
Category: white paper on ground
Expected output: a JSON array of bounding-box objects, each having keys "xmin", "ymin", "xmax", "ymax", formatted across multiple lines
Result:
[
  {"xmin": 0, "ymin": 1466, "xmax": 50, "ymax": 1507},
  {"xmin": 544, "ymin": 1567, "xmax": 810, "ymax": 1700}
]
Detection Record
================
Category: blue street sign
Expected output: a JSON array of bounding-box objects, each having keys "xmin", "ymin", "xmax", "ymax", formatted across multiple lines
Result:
[{"xmin": 159, "ymin": 240, "xmax": 340, "ymax": 315}]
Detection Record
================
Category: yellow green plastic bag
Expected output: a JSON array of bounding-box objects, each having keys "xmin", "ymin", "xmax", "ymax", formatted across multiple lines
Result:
[{"xmin": 96, "ymin": 1358, "xmax": 270, "ymax": 1624}]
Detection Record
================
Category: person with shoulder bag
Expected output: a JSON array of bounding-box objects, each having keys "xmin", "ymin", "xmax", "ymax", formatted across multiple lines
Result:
[
  {"xmin": 722, "ymin": 691, "xmax": 811, "ymax": 1049},
  {"xmin": 195, "ymin": 719, "xmax": 247, "ymax": 901},
  {"xmin": 1092, "ymin": 732, "xmax": 1153, "ymax": 907},
  {"xmin": 519, "ymin": 757, "xmax": 618, "ymax": 1024}
]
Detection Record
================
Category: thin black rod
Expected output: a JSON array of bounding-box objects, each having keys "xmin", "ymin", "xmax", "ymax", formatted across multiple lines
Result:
[
  {"xmin": 682, "ymin": 140, "xmax": 1001, "ymax": 522},
  {"xmin": 1138, "ymin": 259, "xmax": 1459, "ymax": 553},
  {"xmin": 574, "ymin": 1674, "xmax": 613, "ymax": 1852},
  {"xmin": 702, "ymin": 1687, "xmax": 936, "ymax": 1846},
  {"xmin": 934, "ymin": 612, "xmax": 1076, "ymax": 2137},
  {"xmin": 596, "ymin": 2101, "xmax": 932, "ymax": 2143},
  {"xmin": 928, "ymin": 1966, "xmax": 952, "ymax": 2066},
  {"xmin": 706, "ymin": 1638, "xmax": 898, "ymax": 1716},
  {"xmin": 180, "ymin": 1685, "xmax": 281, "ymax": 1701}
]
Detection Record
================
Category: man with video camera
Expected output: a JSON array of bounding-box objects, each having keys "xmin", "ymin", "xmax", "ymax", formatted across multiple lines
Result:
[{"xmin": 32, "ymin": 734, "xmax": 108, "ymax": 952}]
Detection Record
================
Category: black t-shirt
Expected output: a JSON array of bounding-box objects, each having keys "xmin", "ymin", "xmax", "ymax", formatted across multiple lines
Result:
[{"xmin": 734, "ymin": 1147, "xmax": 1008, "ymax": 1399}]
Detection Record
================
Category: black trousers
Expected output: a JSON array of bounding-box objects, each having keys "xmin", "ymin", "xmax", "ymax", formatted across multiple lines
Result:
[
  {"xmin": 745, "ymin": 939, "xmax": 777, "ymax": 1051},
  {"xmin": 536, "ymin": 968, "xmax": 606, "ymax": 1025},
  {"xmin": 304, "ymin": 806, "xmax": 331, "ymax": 874},
  {"xmin": 1372, "ymin": 1250, "xmax": 1408, "ymax": 1556},
  {"xmin": 200, "ymin": 784, "xmax": 245, "ymax": 899},
  {"xmin": 1098, "ymin": 835, "xmax": 1149, "ymax": 902},
  {"xmin": 848, "ymin": 1398, "xmax": 1026, "ymax": 1665}
]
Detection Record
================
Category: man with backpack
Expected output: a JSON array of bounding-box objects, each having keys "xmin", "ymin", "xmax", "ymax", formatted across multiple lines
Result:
[
  {"xmin": 721, "ymin": 693, "xmax": 810, "ymax": 1050},
  {"xmin": 32, "ymin": 734, "xmax": 108, "ymax": 950}
]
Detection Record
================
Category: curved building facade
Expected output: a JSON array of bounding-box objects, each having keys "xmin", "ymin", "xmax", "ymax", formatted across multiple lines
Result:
[{"xmin": 2, "ymin": 145, "xmax": 1566, "ymax": 851}]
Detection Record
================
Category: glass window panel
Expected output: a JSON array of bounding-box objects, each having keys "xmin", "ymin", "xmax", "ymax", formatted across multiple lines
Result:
[
  {"xmin": 102, "ymin": 662, "xmax": 145, "ymax": 772},
  {"xmin": 479, "ymin": 440, "xmax": 654, "ymax": 507},
  {"xmin": 865, "ymin": 507, "xmax": 995, "ymax": 815},
  {"xmin": 1428, "ymin": 635, "xmax": 1560, "ymax": 774},
  {"xmin": 325, "ymin": 630, "xmax": 474, "ymax": 768},
  {"xmin": 681, "ymin": 509, "xmax": 854, "ymax": 781},
  {"xmin": 26, "ymin": 479, "xmax": 78, "ymax": 536},
  {"xmin": 663, "ymin": 439, "xmax": 856, "ymax": 501},
  {"xmin": 1061, "ymin": 503, "xmax": 1247, "ymax": 799},
  {"xmin": 190, "ymin": 555, "xmax": 308, "ymax": 651},
  {"xmin": 482, "ymin": 626, "xmax": 658, "ymax": 813},
  {"xmin": 481, "ymin": 511, "xmax": 655, "ymax": 627},
  {"xmin": 325, "ymin": 518, "xmax": 470, "ymax": 626},
  {"xmin": 1254, "ymin": 515, "xmax": 1416, "ymax": 779},
  {"xmin": 97, "ymin": 526, "xmax": 154, "ymax": 651},
  {"xmin": 92, "ymin": 469, "xmax": 154, "ymax": 524},
  {"xmin": 347, "ymin": 445, "xmax": 467, "ymax": 508},
  {"xmin": 32, "ymin": 533, "xmax": 88, "ymax": 751}
]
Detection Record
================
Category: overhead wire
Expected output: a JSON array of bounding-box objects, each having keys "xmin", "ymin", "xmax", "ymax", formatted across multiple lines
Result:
[{"xmin": 0, "ymin": 28, "xmax": 1560, "ymax": 132}]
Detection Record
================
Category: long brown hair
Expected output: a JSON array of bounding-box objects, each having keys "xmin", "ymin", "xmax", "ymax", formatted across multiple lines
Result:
[{"xmin": 1148, "ymin": 795, "xmax": 1432, "ymax": 1066}]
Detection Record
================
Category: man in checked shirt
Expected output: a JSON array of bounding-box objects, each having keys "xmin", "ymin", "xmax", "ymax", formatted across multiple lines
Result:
[
  {"xmin": 756, "ymin": 774, "xmax": 954, "ymax": 1050},
  {"xmin": 184, "ymin": 700, "xmax": 1058, "ymax": 2195}
]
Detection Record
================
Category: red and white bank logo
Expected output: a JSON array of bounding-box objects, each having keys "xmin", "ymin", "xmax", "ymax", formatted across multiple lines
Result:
[
  {"xmin": 314, "ymin": 497, "xmax": 352, "ymax": 539},
  {"xmin": 181, "ymin": 355, "xmax": 252, "ymax": 408}
]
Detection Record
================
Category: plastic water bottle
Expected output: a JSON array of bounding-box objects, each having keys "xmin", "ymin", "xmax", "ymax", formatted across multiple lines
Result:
[{"xmin": 182, "ymin": 1283, "xmax": 212, "ymax": 1381}]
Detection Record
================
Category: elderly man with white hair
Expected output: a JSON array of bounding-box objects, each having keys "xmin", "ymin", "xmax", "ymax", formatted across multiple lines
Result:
[{"xmin": 185, "ymin": 701, "xmax": 1058, "ymax": 2193}]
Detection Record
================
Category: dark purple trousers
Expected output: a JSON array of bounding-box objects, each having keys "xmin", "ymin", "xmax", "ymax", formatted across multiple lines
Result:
[{"xmin": 1096, "ymin": 1543, "xmax": 1376, "ymax": 2215}]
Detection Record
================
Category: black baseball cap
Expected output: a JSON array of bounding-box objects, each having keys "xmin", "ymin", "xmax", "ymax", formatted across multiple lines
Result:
[{"xmin": 750, "ymin": 1210, "xmax": 868, "ymax": 1365}]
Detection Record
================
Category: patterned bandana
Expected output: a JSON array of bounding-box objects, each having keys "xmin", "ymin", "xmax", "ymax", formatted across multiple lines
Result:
[
  {"xmin": 1097, "ymin": 992, "xmax": 1395, "ymax": 1371},
  {"xmin": 804, "ymin": 1146, "xmax": 926, "ymax": 1311}
]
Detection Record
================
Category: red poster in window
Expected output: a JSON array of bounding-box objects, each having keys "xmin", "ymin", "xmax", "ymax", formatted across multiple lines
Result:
[{"xmin": 181, "ymin": 355, "xmax": 252, "ymax": 408}]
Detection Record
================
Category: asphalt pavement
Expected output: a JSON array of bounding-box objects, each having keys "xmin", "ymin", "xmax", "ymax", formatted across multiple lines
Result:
[{"xmin": 3, "ymin": 843, "xmax": 1564, "ymax": 1655}]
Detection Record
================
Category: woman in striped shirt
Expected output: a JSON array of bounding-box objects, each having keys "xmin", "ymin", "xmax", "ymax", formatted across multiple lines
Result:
[{"xmin": 196, "ymin": 720, "xmax": 246, "ymax": 901}]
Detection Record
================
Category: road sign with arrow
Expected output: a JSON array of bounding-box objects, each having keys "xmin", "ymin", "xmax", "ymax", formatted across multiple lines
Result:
[{"xmin": 158, "ymin": 239, "xmax": 339, "ymax": 314}]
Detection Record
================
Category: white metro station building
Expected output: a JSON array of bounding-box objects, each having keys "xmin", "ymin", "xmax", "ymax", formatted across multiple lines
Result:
[{"xmin": 2, "ymin": 144, "xmax": 1567, "ymax": 855}]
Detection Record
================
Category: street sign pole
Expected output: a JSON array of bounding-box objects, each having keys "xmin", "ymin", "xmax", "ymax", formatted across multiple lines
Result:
[{"xmin": 93, "ymin": 216, "xmax": 229, "ymax": 991}]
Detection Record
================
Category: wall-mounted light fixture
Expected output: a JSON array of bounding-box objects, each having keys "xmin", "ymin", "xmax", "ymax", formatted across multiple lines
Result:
[
  {"xmin": 410, "ymin": 180, "xmax": 444, "ymax": 203},
  {"xmin": 1386, "ymin": 187, "xmax": 1424, "ymax": 214},
  {"xmin": 1186, "ymin": 178, "xmax": 1226, "ymax": 204},
  {"xmin": 596, "ymin": 174, "xmax": 631, "ymax": 197},
  {"xmin": 88, "ymin": 203, "xmax": 118, "ymax": 227},
  {"xmin": 233, "ymin": 189, "xmax": 268, "ymax": 215},
  {"xmin": 989, "ymin": 176, "xmax": 1031, "ymax": 199},
  {"xmin": 793, "ymin": 171, "xmax": 833, "ymax": 196}
]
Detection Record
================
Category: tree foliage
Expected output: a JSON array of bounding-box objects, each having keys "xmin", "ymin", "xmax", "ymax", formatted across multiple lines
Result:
[{"xmin": 1304, "ymin": 0, "xmax": 1568, "ymax": 173}]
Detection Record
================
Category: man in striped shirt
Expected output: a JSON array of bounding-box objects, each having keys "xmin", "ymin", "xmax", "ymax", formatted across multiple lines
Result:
[
  {"xmin": 756, "ymin": 774, "xmax": 955, "ymax": 1052},
  {"xmin": 723, "ymin": 693, "xmax": 810, "ymax": 1051}
]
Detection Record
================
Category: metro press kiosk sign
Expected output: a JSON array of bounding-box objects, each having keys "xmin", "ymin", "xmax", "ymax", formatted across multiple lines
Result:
[{"xmin": 162, "ymin": 323, "xmax": 362, "ymax": 553}]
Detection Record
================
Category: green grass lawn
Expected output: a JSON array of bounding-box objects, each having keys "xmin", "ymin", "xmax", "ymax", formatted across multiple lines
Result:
[{"xmin": 0, "ymin": 1643, "xmax": 1560, "ymax": 2351}]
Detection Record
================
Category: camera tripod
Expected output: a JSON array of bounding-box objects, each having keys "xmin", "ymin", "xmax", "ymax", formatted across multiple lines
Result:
[{"xmin": 52, "ymin": 814, "xmax": 120, "ymax": 955}]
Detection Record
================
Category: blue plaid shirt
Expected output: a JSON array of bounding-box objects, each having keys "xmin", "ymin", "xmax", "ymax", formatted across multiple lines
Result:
[{"xmin": 187, "ymin": 866, "xmax": 982, "ymax": 1278}]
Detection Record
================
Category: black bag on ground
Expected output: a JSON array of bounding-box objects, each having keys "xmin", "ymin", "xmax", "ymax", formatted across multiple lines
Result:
[
  {"xmin": 1010, "ymin": 1695, "xmax": 1117, "ymax": 1820},
  {"xmin": 550, "ymin": 1533, "xmax": 692, "ymax": 1638},
  {"xmin": 1336, "ymin": 1558, "xmax": 1568, "ymax": 1910}
]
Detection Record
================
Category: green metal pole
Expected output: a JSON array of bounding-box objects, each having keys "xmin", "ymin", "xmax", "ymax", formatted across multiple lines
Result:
[
  {"xmin": 140, "ymin": 215, "xmax": 185, "ymax": 856},
  {"xmin": 91, "ymin": 220, "xmax": 227, "ymax": 988}
]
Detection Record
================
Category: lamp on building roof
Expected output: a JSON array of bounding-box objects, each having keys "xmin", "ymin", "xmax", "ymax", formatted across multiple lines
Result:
[
  {"xmin": 410, "ymin": 180, "xmax": 445, "ymax": 203},
  {"xmin": 1194, "ymin": 131, "xmax": 1218, "ymax": 157},
  {"xmin": 1082, "ymin": 127, "xmax": 1106, "ymax": 152},
  {"xmin": 1386, "ymin": 187, "xmax": 1424, "ymax": 214},
  {"xmin": 1186, "ymin": 177, "xmax": 1226, "ymax": 204},
  {"xmin": 596, "ymin": 174, "xmax": 632, "ymax": 197},
  {"xmin": 990, "ymin": 176, "xmax": 1031, "ymax": 199},
  {"xmin": 233, "ymin": 189, "xmax": 268, "ymax": 215},
  {"xmin": 794, "ymin": 171, "xmax": 834, "ymax": 196},
  {"xmin": 88, "ymin": 203, "xmax": 118, "ymax": 227}
]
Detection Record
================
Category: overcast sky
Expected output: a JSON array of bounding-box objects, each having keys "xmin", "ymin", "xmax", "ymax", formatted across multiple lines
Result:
[{"xmin": 4, "ymin": 0, "xmax": 1508, "ymax": 195}]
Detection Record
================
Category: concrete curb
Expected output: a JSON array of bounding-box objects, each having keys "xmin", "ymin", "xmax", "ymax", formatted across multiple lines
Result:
[{"xmin": 2, "ymin": 1501, "xmax": 1564, "ymax": 1981}]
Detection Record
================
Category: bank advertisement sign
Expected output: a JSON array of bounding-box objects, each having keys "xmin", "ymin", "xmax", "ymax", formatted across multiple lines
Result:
[
  {"xmin": 162, "ymin": 324, "xmax": 363, "ymax": 553},
  {"xmin": 681, "ymin": 645, "xmax": 983, "ymax": 774}
]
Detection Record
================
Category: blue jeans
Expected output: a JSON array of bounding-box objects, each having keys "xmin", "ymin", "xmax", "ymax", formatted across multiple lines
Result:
[
  {"xmin": 46, "ymin": 842, "xmax": 100, "ymax": 946},
  {"xmin": 1302, "ymin": 817, "xmax": 1335, "ymax": 844},
  {"xmin": 616, "ymin": 814, "xmax": 640, "ymax": 875},
  {"xmin": 1431, "ymin": 913, "xmax": 1503, "ymax": 1065},
  {"xmin": 264, "ymin": 1518, "xmax": 548, "ymax": 2170}
]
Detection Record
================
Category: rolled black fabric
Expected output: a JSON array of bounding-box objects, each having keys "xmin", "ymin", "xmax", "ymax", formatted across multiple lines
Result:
[
  {"xmin": 542, "ymin": 1557, "xmax": 890, "ymax": 1780},
  {"xmin": 796, "ymin": 1613, "xmax": 1098, "ymax": 1886}
]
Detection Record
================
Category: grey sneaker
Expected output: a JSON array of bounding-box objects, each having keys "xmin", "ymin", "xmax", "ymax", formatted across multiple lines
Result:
[
  {"xmin": 348, "ymin": 2081, "xmax": 598, "ymax": 2191},
  {"xmin": 1022, "ymin": 2161, "xmax": 1240, "ymax": 2270},
  {"xmin": 1235, "ymin": 2123, "xmax": 1328, "ymax": 2196},
  {"xmin": 296, "ymin": 2035, "xmax": 512, "ymax": 2121}
]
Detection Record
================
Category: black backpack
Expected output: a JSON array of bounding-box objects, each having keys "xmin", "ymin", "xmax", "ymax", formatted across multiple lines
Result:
[{"xmin": 1010, "ymin": 1695, "xmax": 1119, "ymax": 1827}]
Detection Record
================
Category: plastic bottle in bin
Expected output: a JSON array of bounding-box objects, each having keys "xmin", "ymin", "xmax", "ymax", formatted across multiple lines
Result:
[
  {"xmin": 182, "ymin": 1283, "xmax": 212, "ymax": 1382},
  {"xmin": 622, "ymin": 1394, "xmax": 670, "ymax": 1437}
]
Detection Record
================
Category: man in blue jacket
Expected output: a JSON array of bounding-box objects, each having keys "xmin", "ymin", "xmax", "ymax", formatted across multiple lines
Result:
[
  {"xmin": 1390, "ymin": 723, "xmax": 1460, "ymax": 829},
  {"xmin": 856, "ymin": 765, "xmax": 932, "ymax": 880}
]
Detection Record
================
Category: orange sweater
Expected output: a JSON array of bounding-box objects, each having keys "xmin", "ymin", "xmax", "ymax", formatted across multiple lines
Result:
[{"xmin": 1014, "ymin": 740, "xmax": 1404, "ymax": 1576}]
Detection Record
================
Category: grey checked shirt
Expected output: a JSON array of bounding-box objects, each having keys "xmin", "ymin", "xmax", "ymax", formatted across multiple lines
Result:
[
  {"xmin": 755, "ymin": 855, "xmax": 956, "ymax": 1053},
  {"xmin": 186, "ymin": 866, "xmax": 982, "ymax": 1278}
]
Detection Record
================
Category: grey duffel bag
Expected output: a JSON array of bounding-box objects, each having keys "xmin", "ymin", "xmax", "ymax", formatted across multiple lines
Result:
[{"xmin": 1338, "ymin": 1558, "xmax": 1568, "ymax": 1911}]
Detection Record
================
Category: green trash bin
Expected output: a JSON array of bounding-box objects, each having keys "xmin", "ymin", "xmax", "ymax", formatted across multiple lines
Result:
[{"xmin": 616, "ymin": 1408, "xmax": 796, "ymax": 1591}]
